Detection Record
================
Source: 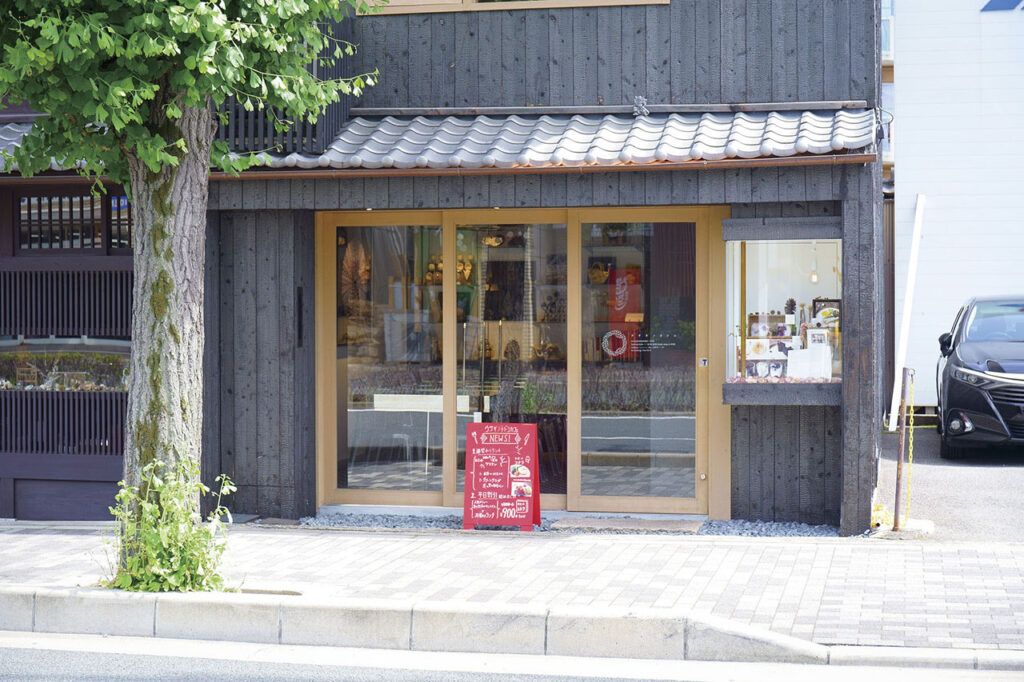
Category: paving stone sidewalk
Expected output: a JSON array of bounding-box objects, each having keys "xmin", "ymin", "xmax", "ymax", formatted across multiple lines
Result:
[{"xmin": 2, "ymin": 522, "xmax": 1023, "ymax": 651}]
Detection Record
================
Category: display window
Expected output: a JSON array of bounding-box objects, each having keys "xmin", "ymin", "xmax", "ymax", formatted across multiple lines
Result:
[
  {"xmin": 726, "ymin": 239, "xmax": 842, "ymax": 383},
  {"xmin": 316, "ymin": 206, "xmax": 731, "ymax": 515}
]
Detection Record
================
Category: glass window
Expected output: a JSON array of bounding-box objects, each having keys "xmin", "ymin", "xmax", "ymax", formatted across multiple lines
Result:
[
  {"xmin": 0, "ymin": 344, "xmax": 128, "ymax": 391},
  {"xmin": 16, "ymin": 193, "xmax": 133, "ymax": 253},
  {"xmin": 336, "ymin": 225, "xmax": 444, "ymax": 491},
  {"xmin": 726, "ymin": 239, "xmax": 842, "ymax": 383},
  {"xmin": 455, "ymin": 224, "xmax": 568, "ymax": 495},
  {"xmin": 580, "ymin": 222, "xmax": 697, "ymax": 499},
  {"xmin": 0, "ymin": 341, "xmax": 129, "ymax": 458},
  {"xmin": 964, "ymin": 301, "xmax": 1024, "ymax": 343}
]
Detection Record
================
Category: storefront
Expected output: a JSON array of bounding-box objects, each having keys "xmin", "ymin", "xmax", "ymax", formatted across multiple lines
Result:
[
  {"xmin": 313, "ymin": 207, "xmax": 730, "ymax": 515},
  {"xmin": 1, "ymin": 0, "xmax": 882, "ymax": 533}
]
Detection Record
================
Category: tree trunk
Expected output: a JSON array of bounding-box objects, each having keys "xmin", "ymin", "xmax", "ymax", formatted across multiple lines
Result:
[{"xmin": 123, "ymin": 102, "xmax": 215, "ymax": 511}]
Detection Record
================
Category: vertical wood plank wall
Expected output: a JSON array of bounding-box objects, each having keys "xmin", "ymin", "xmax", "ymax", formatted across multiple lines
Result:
[
  {"xmin": 349, "ymin": 0, "xmax": 874, "ymax": 109},
  {"xmin": 204, "ymin": 209, "xmax": 316, "ymax": 519},
  {"xmin": 730, "ymin": 406, "xmax": 842, "ymax": 525}
]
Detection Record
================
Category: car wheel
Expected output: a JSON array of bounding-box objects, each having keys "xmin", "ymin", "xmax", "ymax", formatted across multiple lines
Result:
[{"xmin": 939, "ymin": 435, "xmax": 967, "ymax": 460}]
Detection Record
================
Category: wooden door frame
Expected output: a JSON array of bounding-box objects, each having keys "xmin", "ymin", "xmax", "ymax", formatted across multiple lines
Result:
[{"xmin": 315, "ymin": 207, "xmax": 731, "ymax": 518}]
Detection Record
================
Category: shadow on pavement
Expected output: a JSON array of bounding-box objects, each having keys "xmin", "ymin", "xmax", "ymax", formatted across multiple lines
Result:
[{"xmin": 878, "ymin": 427, "xmax": 1024, "ymax": 540}]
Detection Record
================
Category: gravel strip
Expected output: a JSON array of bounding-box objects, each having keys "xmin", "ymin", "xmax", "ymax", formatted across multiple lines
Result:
[
  {"xmin": 698, "ymin": 519, "xmax": 839, "ymax": 537},
  {"xmin": 300, "ymin": 514, "xmax": 839, "ymax": 536}
]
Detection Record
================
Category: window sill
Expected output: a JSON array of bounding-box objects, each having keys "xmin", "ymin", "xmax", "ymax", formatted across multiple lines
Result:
[
  {"xmin": 722, "ymin": 382, "xmax": 842, "ymax": 406},
  {"xmin": 365, "ymin": 0, "xmax": 668, "ymax": 16}
]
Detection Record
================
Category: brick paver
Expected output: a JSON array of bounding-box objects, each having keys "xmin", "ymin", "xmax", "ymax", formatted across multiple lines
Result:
[{"xmin": 2, "ymin": 522, "xmax": 1024, "ymax": 650}]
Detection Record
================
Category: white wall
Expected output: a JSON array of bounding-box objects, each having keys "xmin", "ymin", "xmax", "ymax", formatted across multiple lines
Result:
[
  {"xmin": 894, "ymin": 1, "xmax": 1024, "ymax": 405},
  {"xmin": 745, "ymin": 241, "xmax": 841, "ymax": 317}
]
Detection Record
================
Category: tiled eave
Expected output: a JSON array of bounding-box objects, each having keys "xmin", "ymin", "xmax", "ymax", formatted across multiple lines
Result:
[
  {"xmin": 209, "ymin": 150, "xmax": 876, "ymax": 180},
  {"xmin": 0, "ymin": 107, "xmax": 878, "ymax": 183},
  {"xmin": 249, "ymin": 110, "xmax": 878, "ymax": 172},
  {"xmin": 0, "ymin": 149, "xmax": 877, "ymax": 185}
]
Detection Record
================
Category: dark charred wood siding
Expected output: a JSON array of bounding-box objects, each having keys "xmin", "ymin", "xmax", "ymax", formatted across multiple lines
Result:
[
  {"xmin": 350, "ymin": 0, "xmax": 876, "ymax": 109},
  {"xmin": 204, "ymin": 210, "xmax": 316, "ymax": 519}
]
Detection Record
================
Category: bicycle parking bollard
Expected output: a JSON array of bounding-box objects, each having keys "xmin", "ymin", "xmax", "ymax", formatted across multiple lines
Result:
[{"xmin": 893, "ymin": 367, "xmax": 914, "ymax": 531}]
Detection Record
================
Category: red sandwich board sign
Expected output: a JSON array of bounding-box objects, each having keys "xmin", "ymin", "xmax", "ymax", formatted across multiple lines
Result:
[{"xmin": 463, "ymin": 423, "xmax": 541, "ymax": 531}]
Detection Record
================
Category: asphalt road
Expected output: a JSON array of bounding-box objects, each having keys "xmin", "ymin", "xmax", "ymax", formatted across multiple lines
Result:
[
  {"xmin": 0, "ymin": 632, "xmax": 1013, "ymax": 682},
  {"xmin": 877, "ymin": 427, "xmax": 1024, "ymax": 541}
]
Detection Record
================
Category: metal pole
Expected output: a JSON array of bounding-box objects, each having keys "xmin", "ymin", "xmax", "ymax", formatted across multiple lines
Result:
[{"xmin": 893, "ymin": 367, "xmax": 913, "ymax": 531}]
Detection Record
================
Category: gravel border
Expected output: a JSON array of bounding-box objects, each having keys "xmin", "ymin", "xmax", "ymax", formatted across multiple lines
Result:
[{"xmin": 299, "ymin": 513, "xmax": 839, "ymax": 537}]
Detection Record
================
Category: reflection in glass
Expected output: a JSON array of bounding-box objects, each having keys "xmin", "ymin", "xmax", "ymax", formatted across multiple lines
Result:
[
  {"xmin": 336, "ymin": 225, "xmax": 444, "ymax": 491},
  {"xmin": 581, "ymin": 223, "xmax": 697, "ymax": 498},
  {"xmin": 725, "ymin": 240, "xmax": 842, "ymax": 383},
  {"xmin": 455, "ymin": 224, "xmax": 568, "ymax": 494}
]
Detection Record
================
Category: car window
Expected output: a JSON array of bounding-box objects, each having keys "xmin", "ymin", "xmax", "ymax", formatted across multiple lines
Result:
[
  {"xmin": 964, "ymin": 301, "xmax": 1024, "ymax": 342},
  {"xmin": 951, "ymin": 306, "xmax": 966, "ymax": 341}
]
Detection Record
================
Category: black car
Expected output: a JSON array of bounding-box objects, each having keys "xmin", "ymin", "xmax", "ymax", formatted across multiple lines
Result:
[{"xmin": 936, "ymin": 296, "xmax": 1024, "ymax": 459}]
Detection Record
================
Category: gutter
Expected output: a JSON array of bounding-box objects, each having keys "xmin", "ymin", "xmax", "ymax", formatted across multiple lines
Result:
[
  {"xmin": 0, "ymin": 152, "xmax": 876, "ymax": 186},
  {"xmin": 208, "ymin": 152, "xmax": 877, "ymax": 181}
]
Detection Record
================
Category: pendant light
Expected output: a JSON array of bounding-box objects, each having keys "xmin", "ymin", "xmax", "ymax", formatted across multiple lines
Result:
[{"xmin": 809, "ymin": 240, "xmax": 820, "ymax": 285}]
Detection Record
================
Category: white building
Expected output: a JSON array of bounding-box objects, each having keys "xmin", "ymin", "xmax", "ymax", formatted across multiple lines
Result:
[{"xmin": 894, "ymin": 0, "xmax": 1024, "ymax": 406}]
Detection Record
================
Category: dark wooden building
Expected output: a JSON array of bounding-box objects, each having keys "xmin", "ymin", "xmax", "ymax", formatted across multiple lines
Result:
[{"xmin": 0, "ymin": 0, "xmax": 881, "ymax": 535}]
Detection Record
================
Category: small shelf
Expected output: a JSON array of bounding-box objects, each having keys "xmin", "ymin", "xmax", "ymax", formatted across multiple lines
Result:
[{"xmin": 722, "ymin": 382, "xmax": 842, "ymax": 406}]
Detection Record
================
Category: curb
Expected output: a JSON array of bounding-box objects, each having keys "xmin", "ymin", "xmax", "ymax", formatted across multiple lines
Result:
[{"xmin": 1, "ymin": 584, "xmax": 1022, "ymax": 670}]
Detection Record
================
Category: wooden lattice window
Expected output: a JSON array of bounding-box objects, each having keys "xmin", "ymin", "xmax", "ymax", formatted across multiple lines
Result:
[
  {"xmin": 16, "ymin": 192, "xmax": 133, "ymax": 254},
  {"xmin": 109, "ymin": 195, "xmax": 133, "ymax": 252}
]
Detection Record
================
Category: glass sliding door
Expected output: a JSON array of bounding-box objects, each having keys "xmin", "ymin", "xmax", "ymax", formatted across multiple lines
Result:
[
  {"xmin": 336, "ymin": 224, "xmax": 444, "ymax": 492},
  {"xmin": 454, "ymin": 224, "xmax": 568, "ymax": 495},
  {"xmin": 579, "ymin": 222, "xmax": 698, "ymax": 501},
  {"xmin": 318, "ymin": 208, "xmax": 719, "ymax": 515}
]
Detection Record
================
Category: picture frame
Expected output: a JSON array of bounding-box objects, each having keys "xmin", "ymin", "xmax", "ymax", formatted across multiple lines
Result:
[
  {"xmin": 807, "ymin": 328, "xmax": 829, "ymax": 346},
  {"xmin": 812, "ymin": 298, "xmax": 841, "ymax": 323}
]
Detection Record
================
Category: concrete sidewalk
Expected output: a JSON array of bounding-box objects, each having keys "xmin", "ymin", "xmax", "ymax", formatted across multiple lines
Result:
[{"xmin": 2, "ymin": 521, "xmax": 1024, "ymax": 669}]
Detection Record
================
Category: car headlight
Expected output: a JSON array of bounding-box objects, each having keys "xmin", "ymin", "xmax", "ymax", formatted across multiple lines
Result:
[{"xmin": 953, "ymin": 368, "xmax": 992, "ymax": 387}]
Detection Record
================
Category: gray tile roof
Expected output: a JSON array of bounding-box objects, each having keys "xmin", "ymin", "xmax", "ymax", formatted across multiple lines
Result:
[
  {"xmin": 257, "ymin": 110, "xmax": 876, "ymax": 170},
  {"xmin": 0, "ymin": 122, "xmax": 83, "ymax": 172},
  {"xmin": 0, "ymin": 109, "xmax": 876, "ymax": 175},
  {"xmin": 0, "ymin": 122, "xmax": 31, "ymax": 171}
]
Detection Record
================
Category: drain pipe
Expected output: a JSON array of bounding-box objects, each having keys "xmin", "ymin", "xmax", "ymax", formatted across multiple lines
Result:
[{"xmin": 888, "ymin": 194, "xmax": 927, "ymax": 431}]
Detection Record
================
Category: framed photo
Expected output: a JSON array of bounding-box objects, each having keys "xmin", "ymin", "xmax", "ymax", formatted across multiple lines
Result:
[
  {"xmin": 812, "ymin": 298, "xmax": 841, "ymax": 323},
  {"xmin": 807, "ymin": 328, "xmax": 829, "ymax": 346}
]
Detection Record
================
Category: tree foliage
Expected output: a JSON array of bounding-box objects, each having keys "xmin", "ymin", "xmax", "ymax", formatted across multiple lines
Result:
[
  {"xmin": 0, "ymin": 0, "xmax": 376, "ymax": 182},
  {"xmin": 0, "ymin": 0, "xmax": 378, "ymax": 559},
  {"xmin": 106, "ymin": 458, "xmax": 236, "ymax": 592}
]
